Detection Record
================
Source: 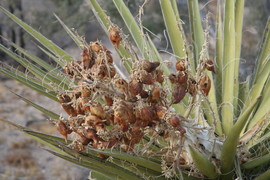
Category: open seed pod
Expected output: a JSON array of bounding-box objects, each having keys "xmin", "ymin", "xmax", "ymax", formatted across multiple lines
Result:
[
  {"xmin": 109, "ymin": 26, "xmax": 122, "ymax": 47},
  {"xmin": 56, "ymin": 120, "xmax": 72, "ymax": 141},
  {"xmin": 139, "ymin": 70, "xmax": 155, "ymax": 85},
  {"xmin": 199, "ymin": 74, "xmax": 211, "ymax": 96},
  {"xmin": 187, "ymin": 77, "xmax": 197, "ymax": 96},
  {"xmin": 205, "ymin": 59, "xmax": 215, "ymax": 73},
  {"xmin": 175, "ymin": 59, "xmax": 187, "ymax": 71}
]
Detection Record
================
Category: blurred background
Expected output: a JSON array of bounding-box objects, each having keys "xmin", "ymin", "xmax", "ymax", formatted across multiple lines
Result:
[{"xmin": 0, "ymin": 0, "xmax": 269, "ymax": 179}]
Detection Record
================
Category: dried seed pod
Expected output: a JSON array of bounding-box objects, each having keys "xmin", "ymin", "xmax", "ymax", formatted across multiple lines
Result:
[
  {"xmin": 58, "ymin": 94, "xmax": 77, "ymax": 117},
  {"xmin": 142, "ymin": 60, "xmax": 160, "ymax": 73},
  {"xmin": 109, "ymin": 26, "xmax": 122, "ymax": 47},
  {"xmin": 78, "ymin": 136, "xmax": 91, "ymax": 146},
  {"xmin": 199, "ymin": 74, "xmax": 211, "ymax": 96},
  {"xmin": 78, "ymin": 81, "xmax": 91, "ymax": 98},
  {"xmin": 85, "ymin": 114, "xmax": 102, "ymax": 126},
  {"xmin": 90, "ymin": 41, "xmax": 103, "ymax": 52},
  {"xmin": 169, "ymin": 73, "xmax": 178, "ymax": 84},
  {"xmin": 177, "ymin": 71, "xmax": 188, "ymax": 84},
  {"xmin": 139, "ymin": 90, "xmax": 149, "ymax": 98},
  {"xmin": 128, "ymin": 79, "xmax": 143, "ymax": 96},
  {"xmin": 176, "ymin": 59, "xmax": 187, "ymax": 71},
  {"xmin": 81, "ymin": 47, "xmax": 93, "ymax": 69},
  {"xmin": 114, "ymin": 78, "xmax": 129, "ymax": 96},
  {"xmin": 140, "ymin": 106, "xmax": 158, "ymax": 122},
  {"xmin": 90, "ymin": 102, "xmax": 106, "ymax": 119},
  {"xmin": 172, "ymin": 85, "xmax": 186, "ymax": 104},
  {"xmin": 154, "ymin": 69, "xmax": 164, "ymax": 83},
  {"xmin": 187, "ymin": 78, "xmax": 197, "ymax": 96},
  {"xmin": 56, "ymin": 121, "xmax": 72, "ymax": 141},
  {"xmin": 155, "ymin": 106, "xmax": 167, "ymax": 119},
  {"xmin": 205, "ymin": 59, "xmax": 215, "ymax": 73},
  {"xmin": 105, "ymin": 96, "xmax": 113, "ymax": 106},
  {"xmin": 80, "ymin": 97, "xmax": 91, "ymax": 113},
  {"xmin": 139, "ymin": 70, "xmax": 155, "ymax": 85},
  {"xmin": 150, "ymin": 86, "xmax": 161, "ymax": 102},
  {"xmin": 168, "ymin": 116, "xmax": 186, "ymax": 134}
]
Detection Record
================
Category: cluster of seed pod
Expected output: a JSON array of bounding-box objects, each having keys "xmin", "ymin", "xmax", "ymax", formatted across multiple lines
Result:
[
  {"xmin": 55, "ymin": 26, "xmax": 215, "ymax": 155},
  {"xmin": 56, "ymin": 38, "xmax": 190, "ymax": 152}
]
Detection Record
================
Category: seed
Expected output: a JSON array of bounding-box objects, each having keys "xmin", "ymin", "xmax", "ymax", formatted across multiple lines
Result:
[
  {"xmin": 205, "ymin": 59, "xmax": 215, "ymax": 73},
  {"xmin": 128, "ymin": 79, "xmax": 143, "ymax": 96},
  {"xmin": 172, "ymin": 85, "xmax": 186, "ymax": 104},
  {"xmin": 199, "ymin": 74, "xmax": 211, "ymax": 96},
  {"xmin": 109, "ymin": 26, "xmax": 122, "ymax": 47},
  {"xmin": 176, "ymin": 59, "xmax": 187, "ymax": 71},
  {"xmin": 168, "ymin": 116, "xmax": 186, "ymax": 134},
  {"xmin": 187, "ymin": 78, "xmax": 197, "ymax": 96},
  {"xmin": 142, "ymin": 60, "xmax": 160, "ymax": 73}
]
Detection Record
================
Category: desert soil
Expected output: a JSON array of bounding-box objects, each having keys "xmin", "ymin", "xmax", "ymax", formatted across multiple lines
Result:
[{"xmin": 0, "ymin": 79, "xmax": 90, "ymax": 180}]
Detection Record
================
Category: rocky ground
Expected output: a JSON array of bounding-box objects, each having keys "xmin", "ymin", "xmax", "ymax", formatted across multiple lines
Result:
[{"xmin": 0, "ymin": 79, "xmax": 90, "ymax": 180}]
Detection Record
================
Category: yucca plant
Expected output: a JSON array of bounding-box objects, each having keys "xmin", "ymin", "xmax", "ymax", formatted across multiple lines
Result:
[{"xmin": 1, "ymin": 0, "xmax": 270, "ymax": 179}]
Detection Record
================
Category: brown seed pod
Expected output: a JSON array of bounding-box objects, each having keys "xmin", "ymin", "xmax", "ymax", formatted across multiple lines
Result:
[
  {"xmin": 56, "ymin": 121, "xmax": 72, "ymax": 141},
  {"xmin": 199, "ymin": 74, "xmax": 211, "ymax": 96},
  {"xmin": 58, "ymin": 94, "xmax": 77, "ymax": 117},
  {"xmin": 150, "ymin": 87, "xmax": 161, "ymax": 102},
  {"xmin": 81, "ymin": 47, "xmax": 93, "ymax": 69},
  {"xmin": 205, "ymin": 59, "xmax": 215, "ymax": 73},
  {"xmin": 142, "ymin": 60, "xmax": 160, "ymax": 73},
  {"xmin": 140, "ymin": 106, "xmax": 158, "ymax": 122},
  {"xmin": 114, "ymin": 78, "xmax": 129, "ymax": 96},
  {"xmin": 105, "ymin": 96, "xmax": 114, "ymax": 106},
  {"xmin": 109, "ymin": 26, "xmax": 122, "ymax": 47},
  {"xmin": 176, "ymin": 59, "xmax": 187, "ymax": 71},
  {"xmin": 90, "ymin": 102, "xmax": 106, "ymax": 119},
  {"xmin": 172, "ymin": 85, "xmax": 186, "ymax": 104},
  {"xmin": 187, "ymin": 78, "xmax": 197, "ymax": 96},
  {"xmin": 90, "ymin": 41, "xmax": 103, "ymax": 52},
  {"xmin": 78, "ymin": 81, "xmax": 91, "ymax": 98},
  {"xmin": 155, "ymin": 106, "xmax": 167, "ymax": 119},
  {"xmin": 177, "ymin": 71, "xmax": 188, "ymax": 84},
  {"xmin": 169, "ymin": 73, "xmax": 178, "ymax": 84},
  {"xmin": 139, "ymin": 70, "xmax": 155, "ymax": 85},
  {"xmin": 128, "ymin": 79, "xmax": 143, "ymax": 96},
  {"xmin": 154, "ymin": 69, "xmax": 164, "ymax": 83},
  {"xmin": 139, "ymin": 90, "xmax": 149, "ymax": 98},
  {"xmin": 168, "ymin": 116, "xmax": 186, "ymax": 134}
]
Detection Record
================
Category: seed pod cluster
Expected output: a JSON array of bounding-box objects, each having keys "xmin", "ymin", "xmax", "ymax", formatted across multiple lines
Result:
[{"xmin": 57, "ymin": 41, "xmax": 188, "ymax": 153}]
